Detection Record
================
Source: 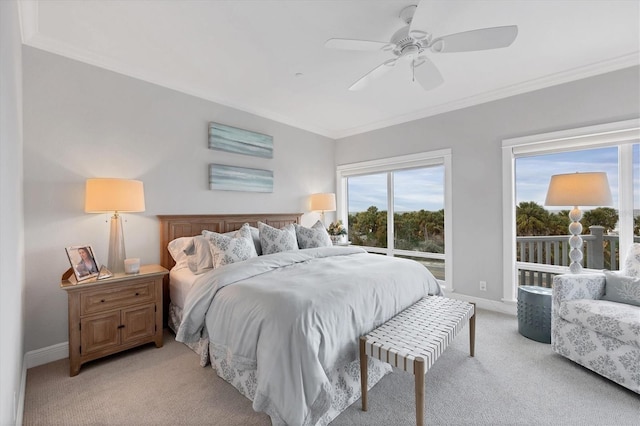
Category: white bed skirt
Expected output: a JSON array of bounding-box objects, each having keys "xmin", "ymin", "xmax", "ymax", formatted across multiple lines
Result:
[{"xmin": 169, "ymin": 302, "xmax": 392, "ymax": 425}]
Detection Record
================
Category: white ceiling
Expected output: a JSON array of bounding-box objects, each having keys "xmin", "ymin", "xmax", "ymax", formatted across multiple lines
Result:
[{"xmin": 18, "ymin": 0, "xmax": 640, "ymax": 139}]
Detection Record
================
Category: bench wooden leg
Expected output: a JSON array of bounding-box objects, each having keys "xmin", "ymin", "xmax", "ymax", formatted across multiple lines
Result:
[
  {"xmin": 414, "ymin": 357, "xmax": 425, "ymax": 426},
  {"xmin": 470, "ymin": 302, "xmax": 476, "ymax": 357},
  {"xmin": 359, "ymin": 336, "xmax": 368, "ymax": 411}
]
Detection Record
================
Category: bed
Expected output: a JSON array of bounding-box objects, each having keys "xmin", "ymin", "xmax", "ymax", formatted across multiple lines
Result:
[{"xmin": 158, "ymin": 213, "xmax": 442, "ymax": 426}]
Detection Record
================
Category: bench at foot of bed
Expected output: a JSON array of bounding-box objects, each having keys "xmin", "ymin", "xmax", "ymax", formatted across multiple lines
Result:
[{"xmin": 360, "ymin": 296, "xmax": 476, "ymax": 426}]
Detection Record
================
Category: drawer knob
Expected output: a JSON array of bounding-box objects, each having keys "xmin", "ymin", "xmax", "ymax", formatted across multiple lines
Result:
[
  {"xmin": 117, "ymin": 325, "xmax": 125, "ymax": 329},
  {"xmin": 100, "ymin": 299, "xmax": 105, "ymax": 303},
  {"xmin": 135, "ymin": 292, "xmax": 139, "ymax": 296}
]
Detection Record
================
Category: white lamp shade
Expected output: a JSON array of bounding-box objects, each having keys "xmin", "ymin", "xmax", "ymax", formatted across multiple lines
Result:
[
  {"xmin": 310, "ymin": 192, "xmax": 336, "ymax": 212},
  {"xmin": 85, "ymin": 178, "xmax": 146, "ymax": 213},
  {"xmin": 544, "ymin": 172, "xmax": 613, "ymax": 207}
]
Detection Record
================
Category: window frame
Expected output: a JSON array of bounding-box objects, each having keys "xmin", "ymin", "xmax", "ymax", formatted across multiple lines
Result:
[
  {"xmin": 501, "ymin": 119, "xmax": 640, "ymax": 303},
  {"xmin": 336, "ymin": 149, "xmax": 452, "ymax": 290}
]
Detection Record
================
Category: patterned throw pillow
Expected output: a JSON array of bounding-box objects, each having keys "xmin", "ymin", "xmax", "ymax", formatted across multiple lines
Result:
[
  {"xmin": 622, "ymin": 243, "xmax": 640, "ymax": 277},
  {"xmin": 603, "ymin": 270, "xmax": 640, "ymax": 307},
  {"xmin": 258, "ymin": 222, "xmax": 299, "ymax": 255},
  {"xmin": 295, "ymin": 220, "xmax": 332, "ymax": 249},
  {"xmin": 203, "ymin": 224, "xmax": 258, "ymax": 269}
]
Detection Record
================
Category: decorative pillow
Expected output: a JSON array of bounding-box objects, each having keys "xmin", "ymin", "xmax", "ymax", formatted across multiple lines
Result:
[
  {"xmin": 603, "ymin": 270, "xmax": 640, "ymax": 307},
  {"xmin": 167, "ymin": 237, "xmax": 192, "ymax": 270},
  {"xmin": 621, "ymin": 243, "xmax": 640, "ymax": 277},
  {"xmin": 294, "ymin": 220, "xmax": 332, "ymax": 249},
  {"xmin": 258, "ymin": 222, "xmax": 299, "ymax": 255},
  {"xmin": 183, "ymin": 235, "xmax": 214, "ymax": 275},
  {"xmin": 203, "ymin": 224, "xmax": 258, "ymax": 268}
]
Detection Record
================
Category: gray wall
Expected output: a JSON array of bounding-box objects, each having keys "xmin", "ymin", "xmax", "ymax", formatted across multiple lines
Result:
[
  {"xmin": 336, "ymin": 66, "xmax": 640, "ymax": 302},
  {"xmin": 0, "ymin": 0, "xmax": 25, "ymax": 424},
  {"xmin": 22, "ymin": 47, "xmax": 335, "ymax": 352}
]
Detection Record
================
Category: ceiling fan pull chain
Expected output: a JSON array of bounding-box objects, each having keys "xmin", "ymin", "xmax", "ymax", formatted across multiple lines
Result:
[{"xmin": 412, "ymin": 59, "xmax": 415, "ymax": 82}]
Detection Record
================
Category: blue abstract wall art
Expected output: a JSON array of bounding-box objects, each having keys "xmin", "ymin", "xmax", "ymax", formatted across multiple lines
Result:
[
  {"xmin": 209, "ymin": 164, "xmax": 273, "ymax": 193},
  {"xmin": 208, "ymin": 122, "xmax": 273, "ymax": 158}
]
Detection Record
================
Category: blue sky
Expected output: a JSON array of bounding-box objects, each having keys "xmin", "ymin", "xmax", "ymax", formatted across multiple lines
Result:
[
  {"xmin": 516, "ymin": 146, "xmax": 639, "ymax": 209},
  {"xmin": 347, "ymin": 146, "xmax": 639, "ymax": 213},
  {"xmin": 348, "ymin": 166, "xmax": 444, "ymax": 212}
]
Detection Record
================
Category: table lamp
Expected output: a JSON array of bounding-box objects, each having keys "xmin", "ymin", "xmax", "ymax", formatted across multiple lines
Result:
[
  {"xmin": 310, "ymin": 192, "xmax": 336, "ymax": 226},
  {"xmin": 85, "ymin": 178, "xmax": 145, "ymax": 273},
  {"xmin": 544, "ymin": 172, "xmax": 612, "ymax": 274}
]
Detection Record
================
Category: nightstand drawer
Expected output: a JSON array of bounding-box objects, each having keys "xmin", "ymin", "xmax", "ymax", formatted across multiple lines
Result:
[{"xmin": 81, "ymin": 281, "xmax": 155, "ymax": 315}]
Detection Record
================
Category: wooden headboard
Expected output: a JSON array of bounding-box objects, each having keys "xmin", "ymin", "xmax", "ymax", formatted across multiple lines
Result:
[{"xmin": 157, "ymin": 213, "xmax": 302, "ymax": 324}]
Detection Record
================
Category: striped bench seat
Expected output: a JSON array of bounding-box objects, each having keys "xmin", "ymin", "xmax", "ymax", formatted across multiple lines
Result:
[{"xmin": 359, "ymin": 296, "xmax": 476, "ymax": 426}]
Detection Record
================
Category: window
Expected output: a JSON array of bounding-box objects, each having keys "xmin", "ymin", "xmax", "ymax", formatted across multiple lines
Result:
[
  {"xmin": 502, "ymin": 119, "xmax": 640, "ymax": 302},
  {"xmin": 337, "ymin": 150, "xmax": 451, "ymax": 288}
]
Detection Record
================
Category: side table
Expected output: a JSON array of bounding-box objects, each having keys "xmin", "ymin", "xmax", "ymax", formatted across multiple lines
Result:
[
  {"xmin": 517, "ymin": 285, "xmax": 552, "ymax": 343},
  {"xmin": 61, "ymin": 264, "xmax": 168, "ymax": 376}
]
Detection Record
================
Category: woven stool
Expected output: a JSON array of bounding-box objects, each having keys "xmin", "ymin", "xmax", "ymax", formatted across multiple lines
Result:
[{"xmin": 360, "ymin": 296, "xmax": 476, "ymax": 426}]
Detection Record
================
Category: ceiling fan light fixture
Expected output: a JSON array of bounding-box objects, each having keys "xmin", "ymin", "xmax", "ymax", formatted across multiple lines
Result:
[{"xmin": 326, "ymin": 1, "xmax": 518, "ymax": 91}]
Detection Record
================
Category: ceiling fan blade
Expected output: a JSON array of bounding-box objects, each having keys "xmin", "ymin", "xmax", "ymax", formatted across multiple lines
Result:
[
  {"xmin": 408, "ymin": 0, "xmax": 431, "ymax": 41},
  {"xmin": 325, "ymin": 38, "xmax": 392, "ymax": 51},
  {"xmin": 349, "ymin": 58, "xmax": 398, "ymax": 91},
  {"xmin": 412, "ymin": 56, "xmax": 444, "ymax": 91},
  {"xmin": 431, "ymin": 25, "xmax": 518, "ymax": 53}
]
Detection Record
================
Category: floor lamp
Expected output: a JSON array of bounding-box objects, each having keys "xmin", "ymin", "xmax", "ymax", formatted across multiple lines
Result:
[
  {"xmin": 310, "ymin": 192, "xmax": 336, "ymax": 226},
  {"xmin": 85, "ymin": 178, "xmax": 146, "ymax": 274},
  {"xmin": 544, "ymin": 172, "xmax": 612, "ymax": 274}
]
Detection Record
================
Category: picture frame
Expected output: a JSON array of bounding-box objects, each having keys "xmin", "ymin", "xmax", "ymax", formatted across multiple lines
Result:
[{"xmin": 65, "ymin": 245, "xmax": 100, "ymax": 282}]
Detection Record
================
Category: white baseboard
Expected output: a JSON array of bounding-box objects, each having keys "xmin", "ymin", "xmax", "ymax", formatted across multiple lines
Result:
[
  {"xmin": 446, "ymin": 293, "xmax": 518, "ymax": 316},
  {"xmin": 17, "ymin": 342, "xmax": 69, "ymax": 424},
  {"xmin": 25, "ymin": 341, "xmax": 68, "ymax": 369}
]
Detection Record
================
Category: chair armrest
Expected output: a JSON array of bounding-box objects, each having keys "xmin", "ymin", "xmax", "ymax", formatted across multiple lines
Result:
[{"xmin": 552, "ymin": 273, "xmax": 605, "ymax": 308}]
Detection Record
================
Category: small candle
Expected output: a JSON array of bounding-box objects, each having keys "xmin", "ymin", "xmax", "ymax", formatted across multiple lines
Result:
[{"xmin": 124, "ymin": 258, "xmax": 140, "ymax": 274}]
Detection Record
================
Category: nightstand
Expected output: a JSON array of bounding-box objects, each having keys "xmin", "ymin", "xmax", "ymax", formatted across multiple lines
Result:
[{"xmin": 60, "ymin": 264, "xmax": 168, "ymax": 376}]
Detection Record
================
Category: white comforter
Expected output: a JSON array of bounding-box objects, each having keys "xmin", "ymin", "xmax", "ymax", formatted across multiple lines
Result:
[{"xmin": 176, "ymin": 246, "xmax": 442, "ymax": 425}]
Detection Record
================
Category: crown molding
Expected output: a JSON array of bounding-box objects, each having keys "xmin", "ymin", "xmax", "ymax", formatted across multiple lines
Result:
[
  {"xmin": 19, "ymin": 2, "xmax": 639, "ymax": 140},
  {"xmin": 17, "ymin": 0, "xmax": 38, "ymax": 44},
  {"xmin": 332, "ymin": 52, "xmax": 640, "ymax": 139}
]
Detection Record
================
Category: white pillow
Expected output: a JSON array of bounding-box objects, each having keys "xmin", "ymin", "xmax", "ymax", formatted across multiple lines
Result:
[
  {"xmin": 249, "ymin": 226, "xmax": 262, "ymax": 255},
  {"xmin": 183, "ymin": 235, "xmax": 214, "ymax": 275},
  {"xmin": 258, "ymin": 222, "xmax": 299, "ymax": 255},
  {"xmin": 204, "ymin": 223, "xmax": 258, "ymax": 268},
  {"xmin": 167, "ymin": 237, "xmax": 192, "ymax": 271},
  {"xmin": 295, "ymin": 220, "xmax": 332, "ymax": 249}
]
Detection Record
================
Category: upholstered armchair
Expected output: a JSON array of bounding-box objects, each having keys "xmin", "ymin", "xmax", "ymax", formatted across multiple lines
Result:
[{"xmin": 552, "ymin": 270, "xmax": 640, "ymax": 394}]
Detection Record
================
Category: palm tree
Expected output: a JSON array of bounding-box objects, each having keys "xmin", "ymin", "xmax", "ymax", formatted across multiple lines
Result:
[{"xmin": 516, "ymin": 201, "xmax": 549, "ymax": 236}]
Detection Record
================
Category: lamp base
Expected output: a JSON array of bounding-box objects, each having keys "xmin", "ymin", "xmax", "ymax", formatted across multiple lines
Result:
[
  {"xmin": 107, "ymin": 213, "xmax": 126, "ymax": 274},
  {"xmin": 568, "ymin": 206, "xmax": 583, "ymax": 274}
]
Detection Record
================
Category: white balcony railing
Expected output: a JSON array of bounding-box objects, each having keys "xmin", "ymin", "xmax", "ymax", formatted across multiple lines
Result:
[{"xmin": 516, "ymin": 225, "xmax": 639, "ymax": 287}]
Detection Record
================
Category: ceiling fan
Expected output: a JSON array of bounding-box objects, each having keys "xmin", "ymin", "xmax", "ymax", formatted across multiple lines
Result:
[{"xmin": 325, "ymin": 1, "xmax": 518, "ymax": 91}]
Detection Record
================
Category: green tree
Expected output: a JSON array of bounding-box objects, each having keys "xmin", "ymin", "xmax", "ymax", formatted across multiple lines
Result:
[
  {"xmin": 516, "ymin": 202, "xmax": 550, "ymax": 236},
  {"xmin": 582, "ymin": 207, "xmax": 618, "ymax": 233}
]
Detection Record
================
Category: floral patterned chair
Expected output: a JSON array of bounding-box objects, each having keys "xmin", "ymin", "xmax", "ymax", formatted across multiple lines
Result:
[{"xmin": 551, "ymin": 246, "xmax": 640, "ymax": 394}]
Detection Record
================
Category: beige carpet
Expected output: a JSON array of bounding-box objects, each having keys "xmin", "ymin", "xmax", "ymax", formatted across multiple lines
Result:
[{"xmin": 23, "ymin": 309, "xmax": 640, "ymax": 425}]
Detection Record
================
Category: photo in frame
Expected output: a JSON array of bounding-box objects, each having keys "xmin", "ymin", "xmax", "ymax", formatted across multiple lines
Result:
[{"xmin": 65, "ymin": 245, "xmax": 100, "ymax": 282}]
